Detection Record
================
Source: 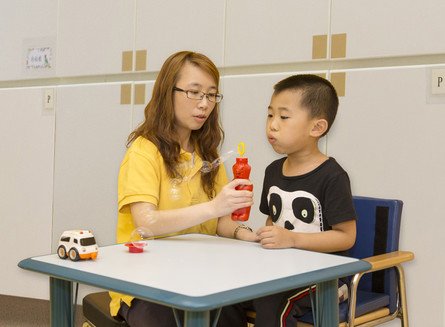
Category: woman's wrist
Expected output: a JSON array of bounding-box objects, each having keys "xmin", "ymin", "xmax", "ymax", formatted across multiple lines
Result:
[
  {"xmin": 198, "ymin": 200, "xmax": 217, "ymax": 220},
  {"xmin": 233, "ymin": 224, "xmax": 253, "ymax": 239}
]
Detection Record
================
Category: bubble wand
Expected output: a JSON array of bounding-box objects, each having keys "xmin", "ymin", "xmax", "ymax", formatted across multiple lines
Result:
[{"xmin": 200, "ymin": 149, "xmax": 236, "ymax": 173}]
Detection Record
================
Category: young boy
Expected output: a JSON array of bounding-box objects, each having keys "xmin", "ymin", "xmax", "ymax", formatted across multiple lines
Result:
[{"xmin": 218, "ymin": 75, "xmax": 356, "ymax": 327}]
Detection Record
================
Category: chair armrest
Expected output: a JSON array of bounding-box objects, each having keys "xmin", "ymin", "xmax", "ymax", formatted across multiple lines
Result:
[
  {"xmin": 347, "ymin": 251, "xmax": 413, "ymax": 324},
  {"xmin": 362, "ymin": 251, "xmax": 414, "ymax": 272}
]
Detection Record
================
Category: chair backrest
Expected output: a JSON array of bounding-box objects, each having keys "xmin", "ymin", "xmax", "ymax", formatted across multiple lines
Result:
[{"xmin": 349, "ymin": 196, "xmax": 403, "ymax": 314}]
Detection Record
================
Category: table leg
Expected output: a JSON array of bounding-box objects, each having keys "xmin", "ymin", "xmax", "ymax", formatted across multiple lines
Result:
[
  {"xmin": 49, "ymin": 277, "xmax": 73, "ymax": 327},
  {"xmin": 316, "ymin": 279, "xmax": 338, "ymax": 327},
  {"xmin": 184, "ymin": 310, "xmax": 210, "ymax": 327}
]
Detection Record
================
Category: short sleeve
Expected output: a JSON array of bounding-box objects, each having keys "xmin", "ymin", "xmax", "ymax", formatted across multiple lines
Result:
[
  {"xmin": 323, "ymin": 172, "xmax": 356, "ymax": 226},
  {"xmin": 214, "ymin": 163, "xmax": 229, "ymax": 195},
  {"xmin": 260, "ymin": 166, "xmax": 271, "ymax": 215},
  {"xmin": 117, "ymin": 145, "xmax": 160, "ymax": 212}
]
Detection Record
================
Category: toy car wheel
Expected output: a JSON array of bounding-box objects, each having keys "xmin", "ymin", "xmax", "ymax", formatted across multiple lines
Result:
[
  {"xmin": 68, "ymin": 248, "xmax": 80, "ymax": 261},
  {"xmin": 57, "ymin": 245, "xmax": 68, "ymax": 259}
]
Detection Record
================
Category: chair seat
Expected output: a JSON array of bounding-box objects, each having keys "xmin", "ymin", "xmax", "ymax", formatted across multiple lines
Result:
[
  {"xmin": 299, "ymin": 290, "xmax": 390, "ymax": 323},
  {"xmin": 297, "ymin": 308, "xmax": 390, "ymax": 327},
  {"xmin": 82, "ymin": 292, "xmax": 129, "ymax": 327}
]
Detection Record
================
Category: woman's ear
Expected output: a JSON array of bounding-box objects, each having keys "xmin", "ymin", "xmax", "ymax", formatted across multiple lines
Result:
[{"xmin": 310, "ymin": 119, "xmax": 328, "ymax": 137}]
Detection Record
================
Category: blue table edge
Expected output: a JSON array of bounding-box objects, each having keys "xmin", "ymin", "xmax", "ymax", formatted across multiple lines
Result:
[{"xmin": 18, "ymin": 257, "xmax": 370, "ymax": 311}]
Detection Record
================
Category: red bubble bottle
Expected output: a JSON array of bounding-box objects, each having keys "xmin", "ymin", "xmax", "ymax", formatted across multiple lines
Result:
[{"xmin": 231, "ymin": 143, "xmax": 253, "ymax": 221}]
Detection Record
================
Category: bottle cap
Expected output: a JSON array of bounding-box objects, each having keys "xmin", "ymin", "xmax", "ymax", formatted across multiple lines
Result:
[{"xmin": 237, "ymin": 142, "xmax": 245, "ymax": 157}]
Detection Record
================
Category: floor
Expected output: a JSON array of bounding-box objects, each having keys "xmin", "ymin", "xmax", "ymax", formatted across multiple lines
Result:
[{"xmin": 0, "ymin": 294, "xmax": 85, "ymax": 327}]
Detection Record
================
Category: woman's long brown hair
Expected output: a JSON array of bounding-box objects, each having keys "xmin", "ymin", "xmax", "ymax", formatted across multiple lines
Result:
[{"xmin": 127, "ymin": 51, "xmax": 224, "ymax": 199}]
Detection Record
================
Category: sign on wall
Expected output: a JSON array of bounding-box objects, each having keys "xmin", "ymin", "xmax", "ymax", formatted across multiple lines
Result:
[{"xmin": 22, "ymin": 37, "xmax": 56, "ymax": 77}]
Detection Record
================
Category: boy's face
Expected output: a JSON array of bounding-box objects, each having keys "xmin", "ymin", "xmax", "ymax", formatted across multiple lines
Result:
[{"xmin": 266, "ymin": 90, "xmax": 318, "ymax": 155}]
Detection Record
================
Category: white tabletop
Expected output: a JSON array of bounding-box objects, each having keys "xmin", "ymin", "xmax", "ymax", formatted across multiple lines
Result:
[{"xmin": 28, "ymin": 234, "xmax": 360, "ymax": 298}]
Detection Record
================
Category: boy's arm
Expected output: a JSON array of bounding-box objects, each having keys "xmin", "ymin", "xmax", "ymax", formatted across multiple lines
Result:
[{"xmin": 257, "ymin": 218, "xmax": 356, "ymax": 252}]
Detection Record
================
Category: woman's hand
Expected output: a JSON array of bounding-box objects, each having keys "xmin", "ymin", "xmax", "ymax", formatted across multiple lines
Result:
[
  {"xmin": 210, "ymin": 179, "xmax": 253, "ymax": 218},
  {"xmin": 236, "ymin": 227, "xmax": 260, "ymax": 242}
]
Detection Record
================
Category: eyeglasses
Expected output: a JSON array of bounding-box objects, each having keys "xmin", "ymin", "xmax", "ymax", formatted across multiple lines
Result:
[{"xmin": 173, "ymin": 87, "xmax": 223, "ymax": 103}]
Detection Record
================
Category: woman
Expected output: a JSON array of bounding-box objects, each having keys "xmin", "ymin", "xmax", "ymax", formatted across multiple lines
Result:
[{"xmin": 109, "ymin": 51, "xmax": 256, "ymax": 326}]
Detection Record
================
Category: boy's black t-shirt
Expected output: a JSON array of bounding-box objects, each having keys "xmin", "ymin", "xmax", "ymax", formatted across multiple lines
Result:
[{"xmin": 260, "ymin": 157, "xmax": 356, "ymax": 255}]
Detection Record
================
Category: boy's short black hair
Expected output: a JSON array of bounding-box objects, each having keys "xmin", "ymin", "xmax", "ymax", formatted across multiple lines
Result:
[{"xmin": 273, "ymin": 74, "xmax": 339, "ymax": 136}]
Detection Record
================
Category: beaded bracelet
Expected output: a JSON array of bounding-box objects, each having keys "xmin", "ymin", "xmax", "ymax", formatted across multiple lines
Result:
[{"xmin": 233, "ymin": 224, "xmax": 253, "ymax": 239}]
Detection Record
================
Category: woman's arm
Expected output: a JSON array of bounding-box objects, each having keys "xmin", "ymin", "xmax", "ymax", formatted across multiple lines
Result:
[
  {"xmin": 131, "ymin": 179, "xmax": 253, "ymax": 236},
  {"xmin": 216, "ymin": 215, "xmax": 258, "ymax": 242}
]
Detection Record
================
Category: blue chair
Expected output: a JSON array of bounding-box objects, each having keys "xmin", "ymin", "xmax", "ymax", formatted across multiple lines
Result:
[{"xmin": 297, "ymin": 196, "xmax": 414, "ymax": 327}]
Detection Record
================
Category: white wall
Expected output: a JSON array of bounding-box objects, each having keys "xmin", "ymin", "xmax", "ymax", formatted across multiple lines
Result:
[
  {"xmin": 1, "ymin": 1, "xmax": 444, "ymax": 326},
  {"xmin": 52, "ymin": 84, "xmax": 132, "ymax": 247},
  {"xmin": 0, "ymin": 87, "xmax": 54, "ymax": 298}
]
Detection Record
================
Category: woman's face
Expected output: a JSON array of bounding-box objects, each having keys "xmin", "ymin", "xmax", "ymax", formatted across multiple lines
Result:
[{"xmin": 173, "ymin": 62, "xmax": 217, "ymax": 136}]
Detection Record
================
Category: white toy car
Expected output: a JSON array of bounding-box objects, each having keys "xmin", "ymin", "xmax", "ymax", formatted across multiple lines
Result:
[{"xmin": 57, "ymin": 230, "xmax": 98, "ymax": 261}]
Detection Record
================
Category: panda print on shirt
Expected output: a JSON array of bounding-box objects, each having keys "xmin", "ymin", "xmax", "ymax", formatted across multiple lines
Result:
[{"xmin": 267, "ymin": 186, "xmax": 324, "ymax": 233}]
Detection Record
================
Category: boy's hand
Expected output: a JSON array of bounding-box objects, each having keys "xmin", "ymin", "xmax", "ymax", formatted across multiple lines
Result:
[{"xmin": 257, "ymin": 225, "xmax": 295, "ymax": 249}]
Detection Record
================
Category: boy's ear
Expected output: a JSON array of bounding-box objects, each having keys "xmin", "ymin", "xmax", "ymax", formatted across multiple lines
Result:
[{"xmin": 310, "ymin": 119, "xmax": 328, "ymax": 137}]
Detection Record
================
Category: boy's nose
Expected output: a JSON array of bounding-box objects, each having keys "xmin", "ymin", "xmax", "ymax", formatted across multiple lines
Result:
[{"xmin": 268, "ymin": 120, "xmax": 278, "ymax": 131}]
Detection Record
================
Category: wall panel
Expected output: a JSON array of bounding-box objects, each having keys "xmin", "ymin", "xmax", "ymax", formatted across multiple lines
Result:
[
  {"xmin": 52, "ymin": 84, "xmax": 132, "ymax": 249},
  {"xmin": 136, "ymin": 0, "xmax": 225, "ymax": 71},
  {"xmin": 0, "ymin": 0, "xmax": 57, "ymax": 81},
  {"xmin": 225, "ymin": 0, "xmax": 330, "ymax": 66},
  {"xmin": 331, "ymin": 0, "xmax": 445, "ymax": 59},
  {"xmin": 57, "ymin": 0, "xmax": 135, "ymax": 77},
  {"xmin": 0, "ymin": 88, "xmax": 55, "ymax": 298},
  {"xmin": 132, "ymin": 82, "xmax": 154, "ymax": 129}
]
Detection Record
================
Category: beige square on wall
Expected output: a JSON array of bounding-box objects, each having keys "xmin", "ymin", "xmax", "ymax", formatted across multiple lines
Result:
[
  {"xmin": 330, "ymin": 72, "xmax": 346, "ymax": 97},
  {"xmin": 135, "ymin": 50, "xmax": 147, "ymax": 71},
  {"xmin": 122, "ymin": 51, "xmax": 133, "ymax": 72},
  {"xmin": 121, "ymin": 84, "xmax": 132, "ymax": 104},
  {"xmin": 331, "ymin": 33, "xmax": 347, "ymax": 59},
  {"xmin": 134, "ymin": 84, "xmax": 146, "ymax": 105},
  {"xmin": 312, "ymin": 35, "xmax": 328, "ymax": 59},
  {"xmin": 314, "ymin": 73, "xmax": 327, "ymax": 79}
]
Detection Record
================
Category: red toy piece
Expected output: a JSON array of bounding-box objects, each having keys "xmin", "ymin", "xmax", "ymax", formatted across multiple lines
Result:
[{"xmin": 125, "ymin": 242, "xmax": 147, "ymax": 253}]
